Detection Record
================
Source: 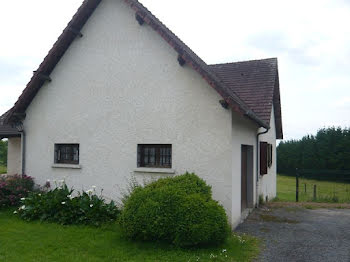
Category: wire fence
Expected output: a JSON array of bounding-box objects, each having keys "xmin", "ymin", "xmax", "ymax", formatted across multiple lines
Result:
[{"xmin": 295, "ymin": 169, "xmax": 350, "ymax": 203}]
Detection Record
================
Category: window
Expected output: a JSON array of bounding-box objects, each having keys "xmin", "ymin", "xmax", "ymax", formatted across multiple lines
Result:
[
  {"xmin": 260, "ymin": 142, "xmax": 273, "ymax": 175},
  {"xmin": 54, "ymin": 144, "xmax": 79, "ymax": 164},
  {"xmin": 137, "ymin": 144, "xmax": 171, "ymax": 168}
]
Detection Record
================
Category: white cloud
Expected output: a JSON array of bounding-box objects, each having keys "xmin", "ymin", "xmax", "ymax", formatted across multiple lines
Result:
[
  {"xmin": 333, "ymin": 97, "xmax": 350, "ymax": 109},
  {"xmin": 0, "ymin": 0, "xmax": 82, "ymax": 114}
]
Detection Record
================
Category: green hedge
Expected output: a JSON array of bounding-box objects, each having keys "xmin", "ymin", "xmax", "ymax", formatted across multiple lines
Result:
[{"xmin": 120, "ymin": 173, "xmax": 230, "ymax": 247}]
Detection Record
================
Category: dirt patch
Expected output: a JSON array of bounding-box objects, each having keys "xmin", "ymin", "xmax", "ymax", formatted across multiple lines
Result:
[
  {"xmin": 259, "ymin": 214, "xmax": 299, "ymax": 224},
  {"xmin": 259, "ymin": 227, "xmax": 270, "ymax": 233},
  {"xmin": 267, "ymin": 201, "xmax": 350, "ymax": 209}
]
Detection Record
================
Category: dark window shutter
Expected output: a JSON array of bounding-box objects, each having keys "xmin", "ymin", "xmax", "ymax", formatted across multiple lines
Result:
[
  {"xmin": 267, "ymin": 144, "xmax": 273, "ymax": 167},
  {"xmin": 137, "ymin": 145, "xmax": 141, "ymax": 167},
  {"xmin": 260, "ymin": 142, "xmax": 268, "ymax": 175}
]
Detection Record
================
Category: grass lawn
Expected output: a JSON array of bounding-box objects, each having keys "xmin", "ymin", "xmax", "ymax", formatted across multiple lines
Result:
[
  {"xmin": 277, "ymin": 174, "xmax": 350, "ymax": 203},
  {"xmin": 0, "ymin": 209, "xmax": 259, "ymax": 262},
  {"xmin": 0, "ymin": 165, "xmax": 6, "ymax": 174}
]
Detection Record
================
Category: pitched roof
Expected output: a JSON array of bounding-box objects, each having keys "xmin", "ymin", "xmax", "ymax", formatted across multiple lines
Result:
[
  {"xmin": 0, "ymin": 110, "xmax": 21, "ymax": 139},
  {"xmin": 209, "ymin": 58, "xmax": 283, "ymax": 139},
  {"xmin": 3, "ymin": 0, "xmax": 282, "ymax": 137},
  {"xmin": 4, "ymin": 0, "xmax": 102, "ymax": 122}
]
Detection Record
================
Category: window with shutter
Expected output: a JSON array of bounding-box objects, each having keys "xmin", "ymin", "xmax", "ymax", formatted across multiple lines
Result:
[{"xmin": 260, "ymin": 142, "xmax": 268, "ymax": 175}]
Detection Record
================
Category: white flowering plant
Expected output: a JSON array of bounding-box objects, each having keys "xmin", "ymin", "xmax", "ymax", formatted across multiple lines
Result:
[{"xmin": 16, "ymin": 181, "xmax": 119, "ymax": 226}]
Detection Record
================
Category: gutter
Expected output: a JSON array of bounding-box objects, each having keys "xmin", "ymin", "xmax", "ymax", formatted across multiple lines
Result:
[
  {"xmin": 223, "ymin": 102, "xmax": 270, "ymax": 208},
  {"xmin": 256, "ymin": 127, "xmax": 269, "ymax": 208},
  {"xmin": 245, "ymin": 110, "xmax": 269, "ymax": 129}
]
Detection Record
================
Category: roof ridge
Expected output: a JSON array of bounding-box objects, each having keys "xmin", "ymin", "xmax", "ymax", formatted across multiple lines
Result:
[
  {"xmin": 125, "ymin": 0, "xmax": 268, "ymax": 128},
  {"xmin": 209, "ymin": 57, "xmax": 277, "ymax": 67},
  {"xmin": 209, "ymin": 57, "xmax": 282, "ymax": 138},
  {"xmin": 0, "ymin": 107, "xmax": 20, "ymax": 139},
  {"xmin": 0, "ymin": 109, "xmax": 13, "ymax": 123},
  {"xmin": 127, "ymin": 0, "xmax": 208, "ymax": 68},
  {"xmin": 5, "ymin": 0, "xmax": 269, "ymax": 129}
]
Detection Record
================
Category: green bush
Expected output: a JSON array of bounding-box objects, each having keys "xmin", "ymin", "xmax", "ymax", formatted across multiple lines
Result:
[
  {"xmin": 120, "ymin": 172, "xmax": 230, "ymax": 247},
  {"xmin": 17, "ymin": 182, "xmax": 119, "ymax": 226},
  {"xmin": 0, "ymin": 140, "xmax": 7, "ymax": 166},
  {"xmin": 0, "ymin": 175, "xmax": 34, "ymax": 208}
]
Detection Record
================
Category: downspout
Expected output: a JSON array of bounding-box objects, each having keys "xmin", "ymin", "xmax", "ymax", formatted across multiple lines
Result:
[
  {"xmin": 14, "ymin": 121, "xmax": 25, "ymax": 175},
  {"xmin": 228, "ymin": 108, "xmax": 270, "ymax": 208},
  {"xmin": 256, "ymin": 127, "xmax": 269, "ymax": 208}
]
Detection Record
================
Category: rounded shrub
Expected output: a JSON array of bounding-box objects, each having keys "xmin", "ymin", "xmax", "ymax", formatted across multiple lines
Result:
[{"xmin": 120, "ymin": 172, "xmax": 230, "ymax": 247}]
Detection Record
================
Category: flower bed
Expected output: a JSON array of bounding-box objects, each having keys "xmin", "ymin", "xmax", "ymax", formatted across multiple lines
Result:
[
  {"xmin": 17, "ymin": 181, "xmax": 119, "ymax": 226},
  {"xmin": 0, "ymin": 174, "xmax": 34, "ymax": 208}
]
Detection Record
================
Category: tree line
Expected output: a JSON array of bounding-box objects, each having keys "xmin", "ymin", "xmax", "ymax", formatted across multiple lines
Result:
[
  {"xmin": 277, "ymin": 127, "xmax": 350, "ymax": 174},
  {"xmin": 0, "ymin": 140, "xmax": 7, "ymax": 166}
]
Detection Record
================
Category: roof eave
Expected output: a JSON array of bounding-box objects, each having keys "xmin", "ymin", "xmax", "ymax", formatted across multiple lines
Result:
[
  {"xmin": 5, "ymin": 0, "xmax": 102, "ymax": 124},
  {"xmin": 245, "ymin": 110, "xmax": 270, "ymax": 129},
  {"xmin": 0, "ymin": 134, "xmax": 21, "ymax": 140},
  {"xmin": 273, "ymin": 68, "xmax": 283, "ymax": 139},
  {"xmin": 5, "ymin": 0, "xmax": 269, "ymax": 130}
]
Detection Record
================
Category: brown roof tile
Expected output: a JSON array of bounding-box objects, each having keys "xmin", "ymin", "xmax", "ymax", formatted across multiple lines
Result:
[
  {"xmin": 209, "ymin": 58, "xmax": 283, "ymax": 138},
  {"xmin": 0, "ymin": 110, "xmax": 21, "ymax": 139}
]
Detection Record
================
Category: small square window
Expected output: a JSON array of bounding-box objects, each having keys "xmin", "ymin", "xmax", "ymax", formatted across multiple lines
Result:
[
  {"xmin": 55, "ymin": 144, "xmax": 79, "ymax": 164},
  {"xmin": 137, "ymin": 144, "xmax": 171, "ymax": 168}
]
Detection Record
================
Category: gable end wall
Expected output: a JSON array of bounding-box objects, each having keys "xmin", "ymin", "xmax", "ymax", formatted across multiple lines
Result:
[{"xmin": 22, "ymin": 0, "xmax": 239, "ymax": 224}]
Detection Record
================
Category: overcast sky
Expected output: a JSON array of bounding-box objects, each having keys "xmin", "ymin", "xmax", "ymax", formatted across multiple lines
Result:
[{"xmin": 1, "ymin": 0, "xmax": 350, "ymax": 140}]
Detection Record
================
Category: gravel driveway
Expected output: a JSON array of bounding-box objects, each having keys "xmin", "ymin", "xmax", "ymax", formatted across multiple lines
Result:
[{"xmin": 236, "ymin": 204, "xmax": 350, "ymax": 262}]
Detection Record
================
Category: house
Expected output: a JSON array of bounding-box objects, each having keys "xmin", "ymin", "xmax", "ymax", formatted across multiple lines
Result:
[{"xmin": 0, "ymin": 0, "xmax": 283, "ymax": 227}]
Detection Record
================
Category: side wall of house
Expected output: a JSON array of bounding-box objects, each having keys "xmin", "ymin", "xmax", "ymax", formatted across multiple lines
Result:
[
  {"xmin": 7, "ymin": 137, "xmax": 22, "ymax": 175},
  {"xmin": 231, "ymin": 113, "xmax": 258, "ymax": 227},
  {"xmin": 259, "ymin": 106, "xmax": 277, "ymax": 201},
  {"xmin": 22, "ymin": 0, "xmax": 238, "ymax": 224}
]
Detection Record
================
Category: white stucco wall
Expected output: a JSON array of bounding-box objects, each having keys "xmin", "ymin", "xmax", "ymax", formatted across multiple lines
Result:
[
  {"xmin": 259, "ymin": 106, "xmax": 277, "ymax": 201},
  {"xmin": 20, "ymin": 0, "xmax": 278, "ymax": 227},
  {"xmin": 23, "ymin": 0, "xmax": 237, "ymax": 223},
  {"xmin": 7, "ymin": 137, "xmax": 22, "ymax": 175},
  {"xmin": 231, "ymin": 113, "xmax": 258, "ymax": 227}
]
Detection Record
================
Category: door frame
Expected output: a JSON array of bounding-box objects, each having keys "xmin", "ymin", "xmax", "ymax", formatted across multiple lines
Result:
[{"xmin": 241, "ymin": 145, "xmax": 254, "ymax": 212}]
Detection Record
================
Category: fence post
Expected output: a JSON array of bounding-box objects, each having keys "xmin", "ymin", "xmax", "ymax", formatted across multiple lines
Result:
[
  {"xmin": 304, "ymin": 183, "xmax": 307, "ymax": 193},
  {"xmin": 313, "ymin": 185, "xmax": 317, "ymax": 200},
  {"xmin": 296, "ymin": 168, "xmax": 299, "ymax": 202}
]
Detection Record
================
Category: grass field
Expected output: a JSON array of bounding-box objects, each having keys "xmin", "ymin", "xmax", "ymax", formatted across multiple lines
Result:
[
  {"xmin": 0, "ymin": 165, "xmax": 6, "ymax": 174},
  {"xmin": 277, "ymin": 175, "xmax": 350, "ymax": 203},
  {"xmin": 0, "ymin": 209, "xmax": 259, "ymax": 262}
]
